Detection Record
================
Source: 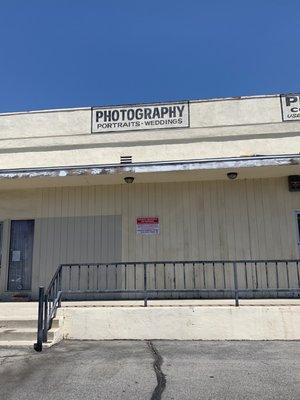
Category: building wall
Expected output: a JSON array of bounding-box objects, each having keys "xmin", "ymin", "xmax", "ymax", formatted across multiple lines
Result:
[
  {"xmin": 0, "ymin": 96, "xmax": 299, "ymax": 170},
  {"xmin": 0, "ymin": 176, "xmax": 299, "ymax": 297}
]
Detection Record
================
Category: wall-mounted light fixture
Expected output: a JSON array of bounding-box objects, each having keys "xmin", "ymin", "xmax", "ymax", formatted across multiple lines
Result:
[
  {"xmin": 227, "ymin": 172, "xmax": 238, "ymax": 180},
  {"xmin": 124, "ymin": 176, "xmax": 135, "ymax": 184}
]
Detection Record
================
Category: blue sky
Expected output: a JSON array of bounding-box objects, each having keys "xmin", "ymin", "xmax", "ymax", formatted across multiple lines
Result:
[{"xmin": 0, "ymin": 0, "xmax": 299, "ymax": 112}]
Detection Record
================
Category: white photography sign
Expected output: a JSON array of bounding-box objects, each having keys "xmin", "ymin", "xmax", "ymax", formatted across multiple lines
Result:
[
  {"xmin": 92, "ymin": 102, "xmax": 189, "ymax": 133},
  {"xmin": 281, "ymin": 94, "xmax": 300, "ymax": 121}
]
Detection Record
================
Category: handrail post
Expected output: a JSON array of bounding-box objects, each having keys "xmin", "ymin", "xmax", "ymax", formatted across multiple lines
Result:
[
  {"xmin": 58, "ymin": 267, "xmax": 62, "ymax": 308},
  {"xmin": 144, "ymin": 263, "xmax": 147, "ymax": 307},
  {"xmin": 34, "ymin": 286, "xmax": 44, "ymax": 352},
  {"xmin": 233, "ymin": 261, "xmax": 239, "ymax": 306},
  {"xmin": 43, "ymin": 293, "xmax": 48, "ymax": 342}
]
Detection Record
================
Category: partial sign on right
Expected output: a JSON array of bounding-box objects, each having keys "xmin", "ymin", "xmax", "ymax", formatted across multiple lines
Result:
[{"xmin": 281, "ymin": 94, "xmax": 300, "ymax": 121}]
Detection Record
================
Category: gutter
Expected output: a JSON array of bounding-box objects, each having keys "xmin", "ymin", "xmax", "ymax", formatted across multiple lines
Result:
[{"xmin": 0, "ymin": 154, "xmax": 299, "ymax": 180}]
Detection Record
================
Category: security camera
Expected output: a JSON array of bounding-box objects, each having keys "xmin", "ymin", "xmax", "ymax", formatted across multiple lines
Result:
[
  {"xmin": 124, "ymin": 176, "xmax": 135, "ymax": 184},
  {"xmin": 227, "ymin": 172, "xmax": 238, "ymax": 180}
]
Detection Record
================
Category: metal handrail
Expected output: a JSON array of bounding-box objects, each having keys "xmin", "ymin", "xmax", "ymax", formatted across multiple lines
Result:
[
  {"xmin": 34, "ymin": 259, "xmax": 300, "ymax": 351},
  {"xmin": 34, "ymin": 265, "xmax": 63, "ymax": 351}
]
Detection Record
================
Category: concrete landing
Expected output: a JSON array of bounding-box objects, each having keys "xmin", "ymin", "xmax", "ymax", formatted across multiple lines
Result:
[{"xmin": 0, "ymin": 300, "xmax": 300, "ymax": 345}]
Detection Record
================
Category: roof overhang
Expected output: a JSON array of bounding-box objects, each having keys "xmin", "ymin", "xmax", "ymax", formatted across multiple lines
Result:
[{"xmin": 0, "ymin": 154, "xmax": 299, "ymax": 189}]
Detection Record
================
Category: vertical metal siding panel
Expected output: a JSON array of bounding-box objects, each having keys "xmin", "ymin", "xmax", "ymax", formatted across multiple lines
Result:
[
  {"xmin": 273, "ymin": 179, "xmax": 288, "ymax": 257},
  {"xmin": 289, "ymin": 179, "xmax": 300, "ymax": 258},
  {"xmin": 79, "ymin": 190, "xmax": 89, "ymax": 264},
  {"xmin": 188, "ymin": 182, "xmax": 199, "ymax": 260},
  {"xmin": 31, "ymin": 189, "xmax": 43, "ymax": 293},
  {"xmin": 215, "ymin": 181, "xmax": 228, "ymax": 289},
  {"xmin": 238, "ymin": 181, "xmax": 252, "ymax": 259},
  {"xmin": 230, "ymin": 182, "xmax": 243, "ymax": 259},
  {"xmin": 31, "ymin": 219, "xmax": 41, "ymax": 294},
  {"xmin": 154, "ymin": 183, "xmax": 165, "ymax": 289},
  {"xmin": 121, "ymin": 184, "xmax": 129, "ymax": 262},
  {"xmin": 66, "ymin": 188, "xmax": 76, "ymax": 263},
  {"xmin": 219, "ymin": 181, "xmax": 230, "ymax": 260},
  {"xmin": 73, "ymin": 187, "xmax": 82, "ymax": 265},
  {"xmin": 101, "ymin": 185, "xmax": 110, "ymax": 215},
  {"xmin": 173, "ymin": 183, "xmax": 184, "ymax": 293},
  {"xmin": 236, "ymin": 181, "xmax": 252, "ymax": 289},
  {"xmin": 159, "ymin": 184, "xmax": 167, "ymax": 259},
  {"xmin": 121, "ymin": 182, "xmax": 132, "ymax": 286},
  {"xmin": 148, "ymin": 183, "xmax": 157, "ymax": 262},
  {"xmin": 182, "ymin": 182, "xmax": 191, "ymax": 260},
  {"xmin": 155, "ymin": 183, "xmax": 163, "ymax": 260},
  {"xmin": 101, "ymin": 209, "xmax": 109, "ymax": 262},
  {"xmin": 135, "ymin": 184, "xmax": 145, "ymax": 262},
  {"xmin": 245, "ymin": 180, "xmax": 259, "ymax": 259},
  {"xmin": 223, "ymin": 181, "xmax": 237, "ymax": 260},
  {"xmin": 87, "ymin": 186, "xmax": 96, "ymax": 261},
  {"xmin": 46, "ymin": 218, "xmax": 56, "ymax": 283},
  {"xmin": 43, "ymin": 189, "xmax": 54, "ymax": 286},
  {"xmin": 80, "ymin": 216, "xmax": 89, "ymax": 262},
  {"xmin": 261, "ymin": 180, "xmax": 272, "ymax": 259},
  {"xmin": 209, "ymin": 181, "xmax": 220, "ymax": 260},
  {"xmin": 114, "ymin": 215, "xmax": 122, "ymax": 262},
  {"xmin": 53, "ymin": 188, "xmax": 63, "ymax": 273},
  {"xmin": 278, "ymin": 178, "xmax": 299, "ymax": 285},
  {"xmin": 143, "ymin": 183, "xmax": 151, "ymax": 262},
  {"xmin": 279, "ymin": 178, "xmax": 294, "ymax": 258},
  {"xmin": 79, "ymin": 187, "xmax": 90, "ymax": 289},
  {"xmin": 196, "ymin": 182, "xmax": 206, "ymax": 260},
  {"xmin": 127, "ymin": 184, "xmax": 135, "ymax": 262},
  {"xmin": 114, "ymin": 185, "xmax": 121, "ymax": 261},
  {"xmin": 60, "ymin": 188, "xmax": 70, "ymax": 263},
  {"xmin": 244, "ymin": 180, "xmax": 261, "ymax": 290},
  {"xmin": 36, "ymin": 190, "xmax": 46, "ymax": 287},
  {"xmin": 203, "ymin": 181, "xmax": 213, "ymax": 260},
  {"xmin": 161, "ymin": 183, "xmax": 170, "ymax": 289},
  {"xmin": 94, "ymin": 186, "xmax": 102, "ymax": 262},
  {"xmin": 102, "ymin": 216, "xmax": 112, "ymax": 289},
  {"xmin": 106, "ymin": 214, "xmax": 116, "ymax": 263},
  {"xmin": 253, "ymin": 180, "xmax": 268, "ymax": 259},
  {"xmin": 87, "ymin": 187, "xmax": 97, "ymax": 289},
  {"xmin": 173, "ymin": 182, "xmax": 184, "ymax": 260},
  {"xmin": 264, "ymin": 179, "xmax": 286, "ymax": 288},
  {"xmin": 262, "ymin": 179, "xmax": 280, "ymax": 258},
  {"xmin": 133, "ymin": 184, "xmax": 144, "ymax": 293}
]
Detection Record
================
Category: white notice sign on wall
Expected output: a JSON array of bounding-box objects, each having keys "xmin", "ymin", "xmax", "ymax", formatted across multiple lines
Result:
[{"xmin": 136, "ymin": 217, "xmax": 160, "ymax": 235}]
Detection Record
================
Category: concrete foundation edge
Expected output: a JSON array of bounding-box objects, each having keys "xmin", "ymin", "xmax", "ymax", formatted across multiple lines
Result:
[{"xmin": 58, "ymin": 305, "xmax": 300, "ymax": 341}]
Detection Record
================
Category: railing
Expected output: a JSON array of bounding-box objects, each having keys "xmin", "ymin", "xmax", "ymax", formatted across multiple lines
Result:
[
  {"xmin": 34, "ymin": 264, "xmax": 63, "ymax": 352},
  {"xmin": 34, "ymin": 259, "xmax": 300, "ymax": 351}
]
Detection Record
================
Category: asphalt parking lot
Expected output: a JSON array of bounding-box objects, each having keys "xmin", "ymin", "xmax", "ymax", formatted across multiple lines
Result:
[{"xmin": 0, "ymin": 341, "xmax": 299, "ymax": 400}]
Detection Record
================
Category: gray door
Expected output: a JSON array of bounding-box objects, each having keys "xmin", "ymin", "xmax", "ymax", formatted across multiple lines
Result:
[{"xmin": 7, "ymin": 220, "xmax": 34, "ymax": 291}]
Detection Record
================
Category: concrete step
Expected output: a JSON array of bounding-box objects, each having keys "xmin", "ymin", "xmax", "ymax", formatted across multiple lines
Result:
[
  {"xmin": 0, "ymin": 316, "xmax": 63, "ymax": 348},
  {"xmin": 0, "ymin": 303, "xmax": 63, "ymax": 349},
  {"xmin": 0, "ymin": 327, "xmax": 57, "ymax": 341},
  {"xmin": 0, "ymin": 340, "xmax": 38, "ymax": 348},
  {"xmin": 0, "ymin": 318, "xmax": 60, "ymax": 329}
]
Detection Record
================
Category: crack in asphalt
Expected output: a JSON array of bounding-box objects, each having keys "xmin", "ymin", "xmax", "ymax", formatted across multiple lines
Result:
[{"xmin": 147, "ymin": 341, "xmax": 166, "ymax": 400}]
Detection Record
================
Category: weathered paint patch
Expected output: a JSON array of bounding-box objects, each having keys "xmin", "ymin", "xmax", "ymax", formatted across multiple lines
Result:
[{"xmin": 0, "ymin": 155, "xmax": 298, "ymax": 180}]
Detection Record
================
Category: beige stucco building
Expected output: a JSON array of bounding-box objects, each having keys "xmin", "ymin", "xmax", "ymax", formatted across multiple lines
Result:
[{"xmin": 0, "ymin": 94, "xmax": 299, "ymax": 299}]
